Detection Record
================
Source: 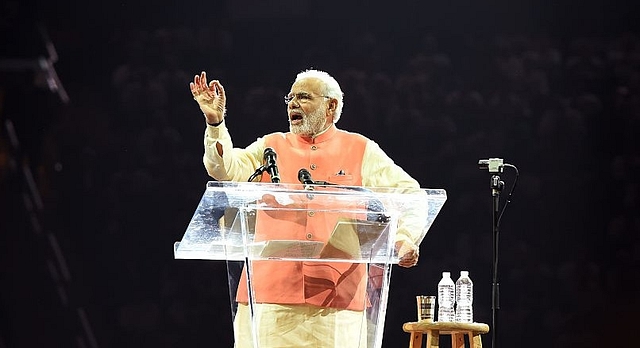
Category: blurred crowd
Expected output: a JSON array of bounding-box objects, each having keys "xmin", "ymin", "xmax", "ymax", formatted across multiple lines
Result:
[{"xmin": 3, "ymin": 19, "xmax": 640, "ymax": 347}]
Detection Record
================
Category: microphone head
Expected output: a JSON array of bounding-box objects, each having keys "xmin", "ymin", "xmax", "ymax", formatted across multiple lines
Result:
[
  {"xmin": 264, "ymin": 147, "xmax": 277, "ymax": 159},
  {"xmin": 478, "ymin": 158, "xmax": 504, "ymax": 173},
  {"xmin": 298, "ymin": 168, "xmax": 310, "ymax": 179},
  {"xmin": 298, "ymin": 168, "xmax": 313, "ymax": 185}
]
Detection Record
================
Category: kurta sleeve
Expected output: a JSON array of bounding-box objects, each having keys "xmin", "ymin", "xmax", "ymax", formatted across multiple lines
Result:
[
  {"xmin": 361, "ymin": 140, "xmax": 430, "ymax": 246},
  {"xmin": 203, "ymin": 121, "xmax": 267, "ymax": 182}
]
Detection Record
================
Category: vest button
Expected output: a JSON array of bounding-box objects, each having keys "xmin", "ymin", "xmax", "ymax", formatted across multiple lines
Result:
[
  {"xmin": 306, "ymin": 233, "xmax": 313, "ymax": 240},
  {"xmin": 310, "ymin": 163, "xmax": 317, "ymax": 170},
  {"xmin": 308, "ymin": 211, "xmax": 315, "ymax": 217},
  {"xmin": 311, "ymin": 145, "xmax": 318, "ymax": 150}
]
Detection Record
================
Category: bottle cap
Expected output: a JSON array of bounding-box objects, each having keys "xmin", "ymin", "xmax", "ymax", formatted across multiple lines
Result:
[
  {"xmin": 460, "ymin": 271, "xmax": 469, "ymax": 277},
  {"xmin": 442, "ymin": 271, "xmax": 450, "ymax": 277}
]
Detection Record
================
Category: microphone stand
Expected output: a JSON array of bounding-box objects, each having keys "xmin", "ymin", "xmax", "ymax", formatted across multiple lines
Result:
[
  {"xmin": 490, "ymin": 174, "xmax": 504, "ymax": 348},
  {"xmin": 479, "ymin": 158, "xmax": 518, "ymax": 348}
]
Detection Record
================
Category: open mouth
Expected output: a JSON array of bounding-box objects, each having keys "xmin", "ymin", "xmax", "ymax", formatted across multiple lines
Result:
[{"xmin": 290, "ymin": 114, "xmax": 303, "ymax": 124}]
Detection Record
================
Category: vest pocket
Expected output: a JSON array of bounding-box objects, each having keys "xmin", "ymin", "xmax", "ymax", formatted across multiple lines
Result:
[{"xmin": 328, "ymin": 174, "xmax": 355, "ymax": 186}]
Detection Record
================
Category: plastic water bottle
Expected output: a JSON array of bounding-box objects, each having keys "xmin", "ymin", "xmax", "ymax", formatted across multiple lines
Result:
[
  {"xmin": 437, "ymin": 271, "xmax": 455, "ymax": 322},
  {"xmin": 455, "ymin": 270, "xmax": 473, "ymax": 323}
]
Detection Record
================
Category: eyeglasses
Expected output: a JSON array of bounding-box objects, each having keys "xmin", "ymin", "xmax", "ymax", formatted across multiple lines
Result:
[{"xmin": 284, "ymin": 92, "xmax": 331, "ymax": 105}]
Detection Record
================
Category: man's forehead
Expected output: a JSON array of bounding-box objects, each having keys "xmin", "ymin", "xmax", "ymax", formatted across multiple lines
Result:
[{"xmin": 290, "ymin": 77, "xmax": 323, "ymax": 93}]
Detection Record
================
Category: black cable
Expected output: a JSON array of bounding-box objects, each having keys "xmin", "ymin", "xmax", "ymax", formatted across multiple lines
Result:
[
  {"xmin": 247, "ymin": 166, "xmax": 266, "ymax": 182},
  {"xmin": 496, "ymin": 164, "xmax": 519, "ymax": 230}
]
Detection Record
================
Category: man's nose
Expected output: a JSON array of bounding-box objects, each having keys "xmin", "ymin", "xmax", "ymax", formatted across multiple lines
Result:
[{"xmin": 288, "ymin": 98, "xmax": 300, "ymax": 109}]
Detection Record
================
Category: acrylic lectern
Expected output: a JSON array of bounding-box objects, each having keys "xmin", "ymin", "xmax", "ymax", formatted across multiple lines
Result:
[{"xmin": 174, "ymin": 181, "xmax": 446, "ymax": 348}]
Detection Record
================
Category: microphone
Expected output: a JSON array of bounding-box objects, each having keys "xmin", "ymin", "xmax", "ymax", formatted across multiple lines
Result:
[
  {"xmin": 297, "ymin": 168, "xmax": 335, "ymax": 186},
  {"xmin": 478, "ymin": 158, "xmax": 504, "ymax": 173},
  {"xmin": 297, "ymin": 168, "xmax": 388, "ymax": 222},
  {"xmin": 263, "ymin": 147, "xmax": 280, "ymax": 183},
  {"xmin": 298, "ymin": 168, "xmax": 315, "ymax": 185}
]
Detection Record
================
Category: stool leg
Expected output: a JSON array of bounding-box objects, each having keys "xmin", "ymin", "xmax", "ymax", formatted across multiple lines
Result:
[
  {"xmin": 425, "ymin": 330, "xmax": 439, "ymax": 348},
  {"xmin": 451, "ymin": 332, "xmax": 465, "ymax": 348},
  {"xmin": 409, "ymin": 331, "xmax": 423, "ymax": 348},
  {"xmin": 471, "ymin": 333, "xmax": 483, "ymax": 348}
]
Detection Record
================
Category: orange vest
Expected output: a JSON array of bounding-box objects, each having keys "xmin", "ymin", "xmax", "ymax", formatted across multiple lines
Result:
[{"xmin": 236, "ymin": 125, "xmax": 370, "ymax": 311}]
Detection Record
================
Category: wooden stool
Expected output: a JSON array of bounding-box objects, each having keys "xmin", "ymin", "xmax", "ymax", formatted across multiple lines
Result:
[{"xmin": 403, "ymin": 321, "xmax": 490, "ymax": 348}]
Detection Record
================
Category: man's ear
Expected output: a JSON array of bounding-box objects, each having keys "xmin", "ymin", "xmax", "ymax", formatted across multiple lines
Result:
[{"xmin": 328, "ymin": 100, "xmax": 337, "ymax": 111}]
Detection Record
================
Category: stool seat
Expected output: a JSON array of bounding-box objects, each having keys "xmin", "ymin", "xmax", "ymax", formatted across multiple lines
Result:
[{"xmin": 403, "ymin": 321, "xmax": 490, "ymax": 348}]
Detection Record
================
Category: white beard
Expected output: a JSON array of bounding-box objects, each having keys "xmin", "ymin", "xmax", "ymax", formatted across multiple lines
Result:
[{"xmin": 289, "ymin": 104, "xmax": 329, "ymax": 137}]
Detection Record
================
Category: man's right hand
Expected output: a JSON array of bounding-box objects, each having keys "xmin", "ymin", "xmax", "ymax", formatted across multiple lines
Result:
[{"xmin": 190, "ymin": 71, "xmax": 227, "ymax": 125}]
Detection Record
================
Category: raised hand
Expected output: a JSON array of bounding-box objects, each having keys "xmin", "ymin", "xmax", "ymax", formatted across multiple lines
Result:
[{"xmin": 190, "ymin": 71, "xmax": 227, "ymax": 125}]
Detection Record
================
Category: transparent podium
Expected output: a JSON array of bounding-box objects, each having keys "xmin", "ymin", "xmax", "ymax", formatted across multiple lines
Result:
[{"xmin": 174, "ymin": 181, "xmax": 447, "ymax": 348}]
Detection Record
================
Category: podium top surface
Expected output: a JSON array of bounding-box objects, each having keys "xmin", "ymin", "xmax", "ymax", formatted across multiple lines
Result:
[{"xmin": 202, "ymin": 180, "xmax": 446, "ymax": 202}]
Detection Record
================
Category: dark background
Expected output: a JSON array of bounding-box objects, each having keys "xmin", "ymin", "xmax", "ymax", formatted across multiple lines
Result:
[{"xmin": 1, "ymin": 0, "xmax": 639, "ymax": 347}]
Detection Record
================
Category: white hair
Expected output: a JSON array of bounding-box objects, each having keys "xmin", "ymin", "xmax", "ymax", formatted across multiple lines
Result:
[{"xmin": 295, "ymin": 69, "xmax": 344, "ymax": 123}]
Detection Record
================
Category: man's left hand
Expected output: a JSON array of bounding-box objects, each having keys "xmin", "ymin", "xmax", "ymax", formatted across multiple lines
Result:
[{"xmin": 396, "ymin": 241, "xmax": 419, "ymax": 268}]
